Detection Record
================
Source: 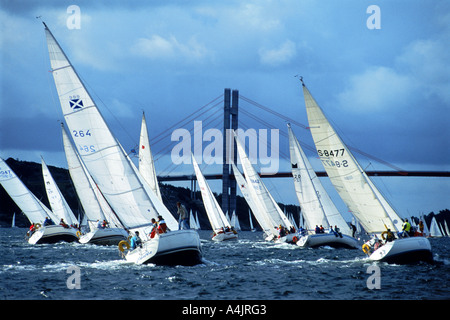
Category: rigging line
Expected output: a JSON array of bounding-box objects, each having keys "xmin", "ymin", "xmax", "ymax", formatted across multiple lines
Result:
[
  {"xmin": 241, "ymin": 95, "xmax": 406, "ymax": 173},
  {"xmin": 240, "ymin": 95, "xmax": 309, "ymax": 129},
  {"xmin": 239, "ymin": 121, "xmax": 290, "ymax": 163},
  {"xmin": 156, "ymin": 114, "xmax": 224, "ymax": 175},
  {"xmin": 149, "ymin": 98, "xmax": 224, "ymax": 147},
  {"xmin": 153, "ymin": 111, "xmax": 223, "ymax": 163},
  {"xmin": 149, "ymin": 95, "xmax": 223, "ymax": 141},
  {"xmin": 239, "ymin": 109, "xmax": 318, "ymax": 155},
  {"xmin": 238, "ymin": 110, "xmax": 291, "ymax": 161}
]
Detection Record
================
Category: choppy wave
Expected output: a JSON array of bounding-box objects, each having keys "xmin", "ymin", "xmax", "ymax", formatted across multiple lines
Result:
[{"xmin": 1, "ymin": 228, "xmax": 449, "ymax": 300}]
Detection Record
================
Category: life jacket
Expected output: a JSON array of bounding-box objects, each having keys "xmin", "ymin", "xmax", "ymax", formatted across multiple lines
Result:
[
  {"xmin": 158, "ymin": 221, "xmax": 167, "ymax": 234},
  {"xmin": 404, "ymin": 222, "xmax": 411, "ymax": 232}
]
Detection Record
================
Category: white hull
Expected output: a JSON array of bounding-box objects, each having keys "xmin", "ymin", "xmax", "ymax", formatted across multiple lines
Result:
[
  {"xmin": 369, "ymin": 237, "xmax": 432, "ymax": 264},
  {"xmin": 78, "ymin": 228, "xmax": 128, "ymax": 245},
  {"xmin": 212, "ymin": 231, "xmax": 238, "ymax": 242},
  {"xmin": 28, "ymin": 225, "xmax": 79, "ymax": 244},
  {"xmin": 296, "ymin": 233, "xmax": 359, "ymax": 249},
  {"xmin": 274, "ymin": 233, "xmax": 297, "ymax": 244},
  {"xmin": 125, "ymin": 230, "xmax": 202, "ymax": 266}
]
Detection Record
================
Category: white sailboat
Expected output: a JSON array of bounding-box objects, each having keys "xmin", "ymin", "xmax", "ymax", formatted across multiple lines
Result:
[
  {"xmin": 43, "ymin": 22, "xmax": 202, "ymax": 265},
  {"xmin": 11, "ymin": 213, "xmax": 17, "ymax": 228},
  {"xmin": 234, "ymin": 133, "xmax": 296, "ymax": 243},
  {"xmin": 287, "ymin": 124, "xmax": 358, "ymax": 249},
  {"xmin": 139, "ymin": 112, "xmax": 163, "ymax": 202},
  {"xmin": 444, "ymin": 220, "xmax": 450, "ymax": 237},
  {"xmin": 61, "ymin": 124, "xmax": 128, "ymax": 245},
  {"xmin": 231, "ymin": 211, "xmax": 241, "ymax": 231},
  {"xmin": 0, "ymin": 158, "xmax": 77, "ymax": 244},
  {"xmin": 189, "ymin": 209, "xmax": 199, "ymax": 230},
  {"xmin": 429, "ymin": 217, "xmax": 443, "ymax": 238},
  {"xmin": 192, "ymin": 155, "xmax": 237, "ymax": 241},
  {"xmin": 300, "ymin": 79, "xmax": 432, "ymax": 263},
  {"xmin": 248, "ymin": 209, "xmax": 256, "ymax": 232}
]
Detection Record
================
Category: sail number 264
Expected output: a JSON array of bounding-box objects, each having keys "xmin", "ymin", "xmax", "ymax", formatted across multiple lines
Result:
[{"xmin": 72, "ymin": 129, "xmax": 96, "ymax": 153}]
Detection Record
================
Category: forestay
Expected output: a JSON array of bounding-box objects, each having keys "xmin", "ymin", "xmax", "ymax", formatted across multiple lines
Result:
[
  {"xmin": 44, "ymin": 24, "xmax": 177, "ymax": 232},
  {"xmin": 302, "ymin": 82, "xmax": 403, "ymax": 234}
]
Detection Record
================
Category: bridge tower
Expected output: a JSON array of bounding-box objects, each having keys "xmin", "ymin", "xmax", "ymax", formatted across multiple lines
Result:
[{"xmin": 221, "ymin": 88, "xmax": 239, "ymax": 216}]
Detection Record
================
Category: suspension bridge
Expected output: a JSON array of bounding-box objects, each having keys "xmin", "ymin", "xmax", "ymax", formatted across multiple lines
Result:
[{"xmin": 139, "ymin": 88, "xmax": 449, "ymax": 215}]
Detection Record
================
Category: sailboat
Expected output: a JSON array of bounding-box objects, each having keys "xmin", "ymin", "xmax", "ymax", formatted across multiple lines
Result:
[
  {"xmin": 231, "ymin": 210, "xmax": 241, "ymax": 231},
  {"xmin": 287, "ymin": 124, "xmax": 358, "ymax": 249},
  {"xmin": 248, "ymin": 209, "xmax": 256, "ymax": 232},
  {"xmin": 61, "ymin": 124, "xmax": 128, "ymax": 245},
  {"xmin": 444, "ymin": 220, "xmax": 450, "ymax": 237},
  {"xmin": 189, "ymin": 209, "xmax": 200, "ymax": 230},
  {"xmin": 429, "ymin": 217, "xmax": 443, "ymax": 238},
  {"xmin": 0, "ymin": 158, "xmax": 77, "ymax": 244},
  {"xmin": 43, "ymin": 22, "xmax": 202, "ymax": 266},
  {"xmin": 41, "ymin": 157, "xmax": 80, "ymax": 242},
  {"xmin": 192, "ymin": 155, "xmax": 237, "ymax": 241},
  {"xmin": 11, "ymin": 213, "xmax": 17, "ymax": 228},
  {"xmin": 300, "ymin": 78, "xmax": 432, "ymax": 263},
  {"xmin": 234, "ymin": 133, "xmax": 296, "ymax": 243},
  {"xmin": 41, "ymin": 157, "xmax": 79, "ymax": 226}
]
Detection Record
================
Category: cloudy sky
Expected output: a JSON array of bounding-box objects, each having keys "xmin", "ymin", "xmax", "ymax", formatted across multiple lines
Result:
[{"xmin": 1, "ymin": 0, "xmax": 449, "ymax": 222}]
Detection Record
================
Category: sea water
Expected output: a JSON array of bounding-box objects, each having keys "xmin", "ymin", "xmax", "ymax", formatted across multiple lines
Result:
[{"xmin": 0, "ymin": 228, "xmax": 449, "ymax": 300}]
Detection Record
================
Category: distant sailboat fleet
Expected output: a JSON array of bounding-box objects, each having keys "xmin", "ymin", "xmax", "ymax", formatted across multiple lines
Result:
[{"xmin": 0, "ymin": 22, "xmax": 442, "ymax": 265}]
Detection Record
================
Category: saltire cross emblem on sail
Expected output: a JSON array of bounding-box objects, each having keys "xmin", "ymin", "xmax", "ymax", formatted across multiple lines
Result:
[{"xmin": 69, "ymin": 98, "xmax": 84, "ymax": 110}]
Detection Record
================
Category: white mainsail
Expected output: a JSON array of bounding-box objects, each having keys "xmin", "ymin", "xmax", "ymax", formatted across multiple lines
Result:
[
  {"xmin": 301, "ymin": 81, "xmax": 403, "ymax": 234},
  {"xmin": 231, "ymin": 211, "xmax": 241, "ymax": 231},
  {"xmin": 429, "ymin": 217, "xmax": 443, "ymax": 237},
  {"xmin": 288, "ymin": 124, "xmax": 351, "ymax": 236},
  {"xmin": 44, "ymin": 23, "xmax": 177, "ymax": 233},
  {"xmin": 41, "ymin": 157, "xmax": 78, "ymax": 226},
  {"xmin": 232, "ymin": 162, "xmax": 272, "ymax": 235},
  {"xmin": 61, "ymin": 124, "xmax": 123, "ymax": 230},
  {"xmin": 192, "ymin": 155, "xmax": 231, "ymax": 232},
  {"xmin": 249, "ymin": 209, "xmax": 256, "ymax": 231},
  {"xmin": 0, "ymin": 158, "xmax": 57, "ymax": 224},
  {"xmin": 139, "ymin": 112, "xmax": 162, "ymax": 202},
  {"xmin": 189, "ymin": 209, "xmax": 199, "ymax": 230},
  {"xmin": 234, "ymin": 132, "xmax": 293, "ymax": 234},
  {"xmin": 444, "ymin": 220, "xmax": 450, "ymax": 237}
]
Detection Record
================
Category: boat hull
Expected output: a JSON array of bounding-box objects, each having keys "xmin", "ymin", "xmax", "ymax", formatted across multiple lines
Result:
[
  {"xmin": 212, "ymin": 231, "xmax": 238, "ymax": 241},
  {"xmin": 369, "ymin": 237, "xmax": 432, "ymax": 264},
  {"xmin": 79, "ymin": 228, "xmax": 128, "ymax": 245},
  {"xmin": 28, "ymin": 225, "xmax": 79, "ymax": 244},
  {"xmin": 296, "ymin": 233, "xmax": 359, "ymax": 249},
  {"xmin": 125, "ymin": 230, "xmax": 202, "ymax": 266},
  {"xmin": 274, "ymin": 233, "xmax": 298, "ymax": 244}
]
